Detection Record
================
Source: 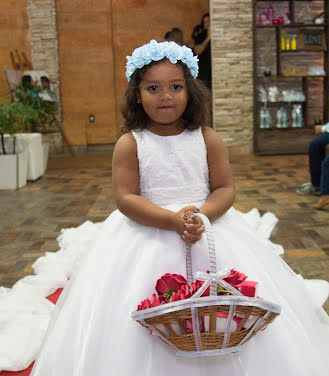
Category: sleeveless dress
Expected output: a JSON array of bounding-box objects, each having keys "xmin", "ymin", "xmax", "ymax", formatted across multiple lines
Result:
[{"xmin": 26, "ymin": 128, "xmax": 329, "ymax": 375}]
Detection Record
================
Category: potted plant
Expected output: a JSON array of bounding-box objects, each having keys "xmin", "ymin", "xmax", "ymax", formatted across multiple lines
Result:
[
  {"xmin": 13, "ymin": 84, "xmax": 59, "ymax": 178},
  {"xmin": 13, "ymin": 83, "xmax": 57, "ymax": 133},
  {"xmin": 0, "ymin": 101, "xmax": 38, "ymax": 189}
]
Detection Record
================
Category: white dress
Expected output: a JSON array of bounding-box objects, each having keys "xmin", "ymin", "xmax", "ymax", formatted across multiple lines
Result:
[{"xmin": 25, "ymin": 128, "xmax": 329, "ymax": 375}]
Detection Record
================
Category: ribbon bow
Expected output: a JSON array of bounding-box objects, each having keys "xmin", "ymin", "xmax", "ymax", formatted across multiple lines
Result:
[{"xmin": 192, "ymin": 269, "xmax": 244, "ymax": 298}]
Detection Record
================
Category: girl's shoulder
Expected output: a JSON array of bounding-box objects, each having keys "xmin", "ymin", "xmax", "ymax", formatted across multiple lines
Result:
[
  {"xmin": 113, "ymin": 131, "xmax": 137, "ymax": 158},
  {"xmin": 201, "ymin": 126, "xmax": 226, "ymax": 153},
  {"xmin": 201, "ymin": 126, "xmax": 223, "ymax": 141},
  {"xmin": 116, "ymin": 130, "xmax": 136, "ymax": 143}
]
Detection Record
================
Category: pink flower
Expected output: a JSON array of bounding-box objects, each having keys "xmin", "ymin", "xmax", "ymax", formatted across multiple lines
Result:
[
  {"xmin": 137, "ymin": 293, "xmax": 161, "ymax": 311},
  {"xmin": 155, "ymin": 273, "xmax": 188, "ymax": 300}
]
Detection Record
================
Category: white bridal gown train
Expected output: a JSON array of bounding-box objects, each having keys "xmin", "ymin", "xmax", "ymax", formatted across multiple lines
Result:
[{"xmin": 1, "ymin": 128, "xmax": 328, "ymax": 375}]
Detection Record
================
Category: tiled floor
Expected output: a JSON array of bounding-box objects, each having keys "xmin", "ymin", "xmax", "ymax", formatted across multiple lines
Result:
[{"xmin": 0, "ymin": 153, "xmax": 328, "ymax": 312}]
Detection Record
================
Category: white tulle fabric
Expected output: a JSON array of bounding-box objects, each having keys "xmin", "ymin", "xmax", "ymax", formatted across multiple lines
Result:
[{"xmin": 1, "ymin": 128, "xmax": 328, "ymax": 375}]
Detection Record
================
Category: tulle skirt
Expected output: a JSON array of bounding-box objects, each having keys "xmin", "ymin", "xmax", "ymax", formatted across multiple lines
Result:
[{"xmin": 29, "ymin": 204, "xmax": 329, "ymax": 376}]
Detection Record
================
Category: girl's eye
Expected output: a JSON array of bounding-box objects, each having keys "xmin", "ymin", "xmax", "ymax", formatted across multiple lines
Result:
[
  {"xmin": 147, "ymin": 86, "xmax": 158, "ymax": 91},
  {"xmin": 173, "ymin": 84, "xmax": 183, "ymax": 90}
]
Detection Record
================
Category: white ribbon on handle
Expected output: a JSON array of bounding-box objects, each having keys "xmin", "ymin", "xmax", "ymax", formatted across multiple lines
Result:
[{"xmin": 191, "ymin": 269, "xmax": 244, "ymax": 298}]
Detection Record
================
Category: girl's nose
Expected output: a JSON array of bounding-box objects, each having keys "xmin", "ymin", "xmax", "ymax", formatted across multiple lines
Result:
[{"xmin": 162, "ymin": 90, "xmax": 172, "ymax": 100}]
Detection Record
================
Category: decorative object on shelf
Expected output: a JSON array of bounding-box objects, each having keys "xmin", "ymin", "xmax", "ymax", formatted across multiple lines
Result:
[
  {"xmin": 280, "ymin": 30, "xmax": 296, "ymax": 51},
  {"xmin": 308, "ymin": 65, "xmax": 326, "ymax": 76},
  {"xmin": 296, "ymin": 104, "xmax": 303, "ymax": 127},
  {"xmin": 258, "ymin": 86, "xmax": 267, "ymax": 102},
  {"xmin": 282, "ymin": 66, "xmax": 307, "ymax": 77},
  {"xmin": 268, "ymin": 86, "xmax": 279, "ymax": 102},
  {"xmin": 300, "ymin": 30, "xmax": 327, "ymax": 51},
  {"xmin": 263, "ymin": 44, "xmax": 272, "ymax": 77},
  {"xmin": 265, "ymin": 2, "xmax": 274, "ymax": 25},
  {"xmin": 276, "ymin": 108, "xmax": 282, "ymax": 128},
  {"xmin": 260, "ymin": 107, "xmax": 266, "ymax": 128},
  {"xmin": 281, "ymin": 34, "xmax": 285, "ymax": 50},
  {"xmin": 291, "ymin": 35, "xmax": 297, "ymax": 50},
  {"xmin": 281, "ymin": 107, "xmax": 288, "ymax": 128},
  {"xmin": 265, "ymin": 108, "xmax": 271, "ymax": 128},
  {"xmin": 291, "ymin": 105, "xmax": 298, "ymax": 128},
  {"xmin": 280, "ymin": 90, "xmax": 305, "ymax": 102},
  {"xmin": 285, "ymin": 36, "xmax": 291, "ymax": 50},
  {"xmin": 314, "ymin": 12, "xmax": 325, "ymax": 25},
  {"xmin": 285, "ymin": 11, "xmax": 291, "ymax": 25},
  {"xmin": 292, "ymin": 104, "xmax": 303, "ymax": 128},
  {"xmin": 257, "ymin": 13, "xmax": 264, "ymax": 25}
]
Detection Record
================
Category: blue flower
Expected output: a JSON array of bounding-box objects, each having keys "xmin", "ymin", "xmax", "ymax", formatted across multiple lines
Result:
[{"xmin": 125, "ymin": 40, "xmax": 199, "ymax": 81}]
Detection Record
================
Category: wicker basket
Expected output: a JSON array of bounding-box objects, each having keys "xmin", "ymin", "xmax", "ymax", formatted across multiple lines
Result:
[{"xmin": 132, "ymin": 213, "xmax": 281, "ymax": 357}]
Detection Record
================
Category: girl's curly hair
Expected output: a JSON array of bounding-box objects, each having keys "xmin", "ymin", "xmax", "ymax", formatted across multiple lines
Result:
[{"xmin": 121, "ymin": 59, "xmax": 210, "ymax": 133}]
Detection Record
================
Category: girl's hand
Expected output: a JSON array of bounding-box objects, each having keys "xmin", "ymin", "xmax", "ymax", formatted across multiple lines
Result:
[
  {"xmin": 183, "ymin": 214, "xmax": 205, "ymax": 244},
  {"xmin": 171, "ymin": 206, "xmax": 199, "ymax": 235}
]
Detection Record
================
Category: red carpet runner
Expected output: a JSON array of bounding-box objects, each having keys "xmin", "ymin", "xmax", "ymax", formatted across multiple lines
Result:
[{"xmin": 0, "ymin": 288, "xmax": 63, "ymax": 376}]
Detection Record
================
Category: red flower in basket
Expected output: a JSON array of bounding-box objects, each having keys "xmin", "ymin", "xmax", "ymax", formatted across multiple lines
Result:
[
  {"xmin": 137, "ymin": 293, "xmax": 161, "ymax": 311},
  {"xmin": 223, "ymin": 269, "xmax": 248, "ymax": 288},
  {"xmin": 170, "ymin": 284, "xmax": 192, "ymax": 302},
  {"xmin": 155, "ymin": 273, "xmax": 189, "ymax": 302},
  {"xmin": 190, "ymin": 279, "xmax": 210, "ymax": 296}
]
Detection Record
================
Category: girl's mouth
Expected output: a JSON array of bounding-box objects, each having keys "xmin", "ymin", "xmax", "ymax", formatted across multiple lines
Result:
[{"xmin": 159, "ymin": 106, "xmax": 173, "ymax": 109}]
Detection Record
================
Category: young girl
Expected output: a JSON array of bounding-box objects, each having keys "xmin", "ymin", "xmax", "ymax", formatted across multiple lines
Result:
[{"xmin": 31, "ymin": 40, "xmax": 329, "ymax": 376}]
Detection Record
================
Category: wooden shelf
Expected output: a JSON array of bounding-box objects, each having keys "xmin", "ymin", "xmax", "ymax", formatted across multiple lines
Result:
[
  {"xmin": 257, "ymin": 24, "xmax": 327, "ymax": 28},
  {"xmin": 280, "ymin": 49, "xmax": 326, "ymax": 52},
  {"xmin": 258, "ymin": 101, "xmax": 305, "ymax": 105},
  {"xmin": 258, "ymin": 75, "xmax": 326, "ymax": 79},
  {"xmin": 259, "ymin": 126, "xmax": 306, "ymax": 130},
  {"xmin": 253, "ymin": 0, "xmax": 329, "ymax": 154},
  {"xmin": 257, "ymin": 0, "xmax": 313, "ymax": 2}
]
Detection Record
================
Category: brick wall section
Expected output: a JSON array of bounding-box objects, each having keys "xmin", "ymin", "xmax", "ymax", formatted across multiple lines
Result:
[
  {"xmin": 27, "ymin": 0, "xmax": 61, "ymax": 120},
  {"xmin": 211, "ymin": 0, "xmax": 254, "ymax": 154}
]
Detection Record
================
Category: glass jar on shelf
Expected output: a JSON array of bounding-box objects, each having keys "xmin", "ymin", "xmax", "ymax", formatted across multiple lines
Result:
[
  {"xmin": 260, "ymin": 107, "xmax": 266, "ymax": 128},
  {"xmin": 280, "ymin": 107, "xmax": 287, "ymax": 128},
  {"xmin": 292, "ymin": 104, "xmax": 303, "ymax": 128},
  {"xmin": 265, "ymin": 108, "xmax": 271, "ymax": 128},
  {"xmin": 276, "ymin": 108, "xmax": 282, "ymax": 128}
]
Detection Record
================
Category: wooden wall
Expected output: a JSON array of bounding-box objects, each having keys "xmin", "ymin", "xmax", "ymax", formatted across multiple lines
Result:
[
  {"xmin": 56, "ymin": 0, "xmax": 209, "ymax": 146},
  {"xmin": 56, "ymin": 0, "xmax": 116, "ymax": 146},
  {"xmin": 0, "ymin": 0, "xmax": 31, "ymax": 102}
]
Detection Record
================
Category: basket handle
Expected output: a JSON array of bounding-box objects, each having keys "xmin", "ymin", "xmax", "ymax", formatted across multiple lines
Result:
[{"xmin": 185, "ymin": 213, "xmax": 243, "ymax": 297}]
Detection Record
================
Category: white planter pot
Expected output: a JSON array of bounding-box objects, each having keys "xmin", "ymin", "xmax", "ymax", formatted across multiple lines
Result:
[
  {"xmin": 0, "ymin": 148, "xmax": 28, "ymax": 189},
  {"xmin": 3, "ymin": 133, "xmax": 48, "ymax": 180}
]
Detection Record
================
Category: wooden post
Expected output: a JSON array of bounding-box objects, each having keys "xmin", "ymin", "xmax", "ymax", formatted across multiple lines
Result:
[{"xmin": 52, "ymin": 114, "xmax": 75, "ymax": 156}]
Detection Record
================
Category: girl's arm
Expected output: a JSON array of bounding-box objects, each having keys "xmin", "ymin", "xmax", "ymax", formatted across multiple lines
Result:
[
  {"xmin": 199, "ymin": 126, "xmax": 236, "ymax": 222},
  {"xmin": 112, "ymin": 132, "xmax": 198, "ymax": 237}
]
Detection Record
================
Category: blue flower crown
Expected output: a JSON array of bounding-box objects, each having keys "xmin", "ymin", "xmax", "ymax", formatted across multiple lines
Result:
[{"xmin": 126, "ymin": 39, "xmax": 199, "ymax": 82}]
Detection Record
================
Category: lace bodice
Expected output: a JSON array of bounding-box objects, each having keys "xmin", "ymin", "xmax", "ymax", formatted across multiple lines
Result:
[{"xmin": 132, "ymin": 128, "xmax": 210, "ymax": 206}]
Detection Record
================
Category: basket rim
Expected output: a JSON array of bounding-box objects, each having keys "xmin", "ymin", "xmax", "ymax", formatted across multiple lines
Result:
[{"xmin": 132, "ymin": 295, "xmax": 281, "ymax": 321}]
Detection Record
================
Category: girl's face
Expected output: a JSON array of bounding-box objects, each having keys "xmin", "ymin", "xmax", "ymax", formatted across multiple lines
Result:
[{"xmin": 139, "ymin": 60, "xmax": 188, "ymax": 132}]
